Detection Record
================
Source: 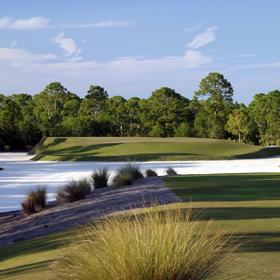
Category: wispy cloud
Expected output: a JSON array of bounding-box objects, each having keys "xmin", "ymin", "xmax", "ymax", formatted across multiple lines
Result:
[
  {"xmin": 62, "ymin": 20, "xmax": 133, "ymax": 28},
  {"xmin": 0, "ymin": 48, "xmax": 56, "ymax": 63},
  {"xmin": 187, "ymin": 26, "xmax": 218, "ymax": 49},
  {"xmin": 185, "ymin": 23, "xmax": 202, "ymax": 32},
  {"xmin": 0, "ymin": 16, "xmax": 50, "ymax": 30},
  {"xmin": 53, "ymin": 32, "xmax": 81, "ymax": 58}
]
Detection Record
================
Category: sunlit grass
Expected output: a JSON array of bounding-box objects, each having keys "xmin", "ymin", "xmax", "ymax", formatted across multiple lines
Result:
[{"xmin": 49, "ymin": 206, "xmax": 236, "ymax": 280}]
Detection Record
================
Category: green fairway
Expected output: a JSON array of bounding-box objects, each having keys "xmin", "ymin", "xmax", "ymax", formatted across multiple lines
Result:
[
  {"xmin": 0, "ymin": 232, "xmax": 70, "ymax": 280},
  {"xmin": 165, "ymin": 173, "xmax": 280, "ymax": 280},
  {"xmin": 1, "ymin": 173, "xmax": 280, "ymax": 279},
  {"xmin": 31, "ymin": 137, "xmax": 280, "ymax": 161}
]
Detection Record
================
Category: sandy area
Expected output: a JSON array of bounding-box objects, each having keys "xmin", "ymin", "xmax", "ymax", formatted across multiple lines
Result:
[
  {"xmin": 0, "ymin": 177, "xmax": 179, "ymax": 246},
  {"xmin": 0, "ymin": 153, "xmax": 280, "ymax": 211}
]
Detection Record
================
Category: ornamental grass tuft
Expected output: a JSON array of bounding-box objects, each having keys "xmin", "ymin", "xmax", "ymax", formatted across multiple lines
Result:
[{"xmin": 50, "ymin": 206, "xmax": 236, "ymax": 280}]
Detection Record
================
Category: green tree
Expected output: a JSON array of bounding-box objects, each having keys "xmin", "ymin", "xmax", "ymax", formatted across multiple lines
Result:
[
  {"xmin": 226, "ymin": 106, "xmax": 251, "ymax": 142},
  {"xmin": 79, "ymin": 85, "xmax": 108, "ymax": 117},
  {"xmin": 249, "ymin": 90, "xmax": 280, "ymax": 145},
  {"xmin": 0, "ymin": 94, "xmax": 20, "ymax": 150},
  {"xmin": 107, "ymin": 96, "xmax": 128, "ymax": 136},
  {"xmin": 11, "ymin": 93, "xmax": 41, "ymax": 148},
  {"xmin": 34, "ymin": 82, "xmax": 78, "ymax": 136},
  {"xmin": 194, "ymin": 73, "xmax": 234, "ymax": 138},
  {"xmin": 145, "ymin": 87, "xmax": 190, "ymax": 137},
  {"xmin": 195, "ymin": 72, "xmax": 233, "ymax": 102}
]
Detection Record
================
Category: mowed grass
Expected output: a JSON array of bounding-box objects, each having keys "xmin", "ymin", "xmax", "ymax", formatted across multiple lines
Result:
[
  {"xmin": 165, "ymin": 173, "xmax": 280, "ymax": 280},
  {"xmin": 0, "ymin": 231, "xmax": 70, "ymax": 280},
  {"xmin": 31, "ymin": 137, "xmax": 280, "ymax": 161},
  {"xmin": 1, "ymin": 173, "xmax": 280, "ymax": 279}
]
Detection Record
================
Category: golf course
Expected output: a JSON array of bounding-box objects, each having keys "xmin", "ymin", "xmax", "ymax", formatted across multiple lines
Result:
[{"xmin": 1, "ymin": 172, "xmax": 280, "ymax": 280}]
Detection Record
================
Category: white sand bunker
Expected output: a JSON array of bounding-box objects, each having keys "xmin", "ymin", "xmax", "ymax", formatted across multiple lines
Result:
[{"xmin": 1, "ymin": 152, "xmax": 280, "ymax": 211}]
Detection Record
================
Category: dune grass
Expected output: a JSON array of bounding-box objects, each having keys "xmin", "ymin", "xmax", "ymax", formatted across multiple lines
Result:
[
  {"xmin": 56, "ymin": 179, "xmax": 91, "ymax": 204},
  {"xmin": 31, "ymin": 137, "xmax": 280, "ymax": 161},
  {"xmin": 1, "ymin": 173, "xmax": 280, "ymax": 279},
  {"xmin": 112, "ymin": 164, "xmax": 143, "ymax": 188},
  {"xmin": 49, "ymin": 207, "xmax": 235, "ymax": 280},
  {"xmin": 91, "ymin": 168, "xmax": 110, "ymax": 189}
]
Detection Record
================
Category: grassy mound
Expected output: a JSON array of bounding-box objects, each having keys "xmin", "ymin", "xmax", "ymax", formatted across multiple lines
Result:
[{"xmin": 31, "ymin": 137, "xmax": 280, "ymax": 161}]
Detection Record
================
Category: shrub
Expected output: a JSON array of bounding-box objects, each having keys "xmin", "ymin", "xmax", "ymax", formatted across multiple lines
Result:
[
  {"xmin": 112, "ymin": 164, "xmax": 143, "ymax": 188},
  {"xmin": 34, "ymin": 187, "xmax": 47, "ymax": 209},
  {"xmin": 112, "ymin": 174, "xmax": 133, "ymax": 188},
  {"xmin": 21, "ymin": 192, "xmax": 36, "ymax": 215},
  {"xmin": 117, "ymin": 164, "xmax": 143, "ymax": 180},
  {"xmin": 21, "ymin": 187, "xmax": 47, "ymax": 215},
  {"xmin": 56, "ymin": 179, "xmax": 91, "ymax": 204},
  {"xmin": 91, "ymin": 168, "xmax": 110, "ymax": 189},
  {"xmin": 51, "ymin": 206, "xmax": 235, "ymax": 280},
  {"xmin": 145, "ymin": 169, "xmax": 158, "ymax": 177},
  {"xmin": 166, "ymin": 167, "xmax": 177, "ymax": 176}
]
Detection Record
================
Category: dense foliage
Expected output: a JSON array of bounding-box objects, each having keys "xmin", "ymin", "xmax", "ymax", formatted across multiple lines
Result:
[{"xmin": 0, "ymin": 72, "xmax": 279, "ymax": 150}]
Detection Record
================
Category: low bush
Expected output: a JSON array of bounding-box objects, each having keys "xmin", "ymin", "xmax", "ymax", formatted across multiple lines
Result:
[
  {"xmin": 91, "ymin": 168, "xmax": 110, "ymax": 189},
  {"xmin": 166, "ymin": 167, "xmax": 177, "ymax": 176},
  {"xmin": 56, "ymin": 179, "xmax": 91, "ymax": 204},
  {"xmin": 145, "ymin": 169, "xmax": 158, "ymax": 177},
  {"xmin": 117, "ymin": 164, "xmax": 143, "ymax": 180},
  {"xmin": 34, "ymin": 187, "xmax": 47, "ymax": 209},
  {"xmin": 21, "ymin": 187, "xmax": 47, "ymax": 215},
  {"xmin": 112, "ymin": 164, "xmax": 143, "ymax": 188},
  {"xmin": 51, "ymin": 206, "xmax": 236, "ymax": 280},
  {"xmin": 112, "ymin": 174, "xmax": 133, "ymax": 188}
]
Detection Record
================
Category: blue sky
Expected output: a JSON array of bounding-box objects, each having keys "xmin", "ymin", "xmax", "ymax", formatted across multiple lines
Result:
[{"xmin": 0, "ymin": 1, "xmax": 280, "ymax": 103}]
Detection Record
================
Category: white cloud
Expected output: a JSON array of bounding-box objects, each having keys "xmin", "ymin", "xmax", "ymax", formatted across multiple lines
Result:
[
  {"xmin": 53, "ymin": 32, "xmax": 81, "ymax": 58},
  {"xmin": 0, "ymin": 16, "xmax": 49, "ymax": 30},
  {"xmin": 187, "ymin": 26, "xmax": 218, "ymax": 49},
  {"xmin": 0, "ymin": 48, "xmax": 56, "ymax": 63},
  {"xmin": 63, "ymin": 20, "xmax": 133, "ymax": 28},
  {"xmin": 183, "ymin": 50, "xmax": 212, "ymax": 68}
]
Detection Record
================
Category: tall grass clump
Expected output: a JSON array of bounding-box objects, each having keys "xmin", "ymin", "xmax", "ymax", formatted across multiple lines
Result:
[
  {"xmin": 166, "ymin": 167, "xmax": 177, "ymax": 176},
  {"xmin": 145, "ymin": 169, "xmax": 158, "ymax": 177},
  {"xmin": 51, "ymin": 206, "xmax": 235, "ymax": 280},
  {"xmin": 21, "ymin": 187, "xmax": 46, "ymax": 215},
  {"xmin": 56, "ymin": 179, "xmax": 91, "ymax": 204},
  {"xmin": 91, "ymin": 168, "xmax": 110, "ymax": 189},
  {"xmin": 112, "ymin": 164, "xmax": 143, "ymax": 188}
]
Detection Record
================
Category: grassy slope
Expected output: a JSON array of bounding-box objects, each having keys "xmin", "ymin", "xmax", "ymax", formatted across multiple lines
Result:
[
  {"xmin": 1, "ymin": 173, "xmax": 280, "ymax": 279},
  {"xmin": 32, "ymin": 137, "xmax": 280, "ymax": 161}
]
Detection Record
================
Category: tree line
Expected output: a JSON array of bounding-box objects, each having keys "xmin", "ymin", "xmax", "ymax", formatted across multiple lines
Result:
[{"xmin": 0, "ymin": 72, "xmax": 279, "ymax": 151}]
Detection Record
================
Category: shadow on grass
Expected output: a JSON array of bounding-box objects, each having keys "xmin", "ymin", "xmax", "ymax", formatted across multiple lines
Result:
[
  {"xmin": 0, "ymin": 231, "xmax": 69, "ymax": 263},
  {"xmin": 0, "ymin": 259, "xmax": 53, "ymax": 277},
  {"xmin": 166, "ymin": 174, "xmax": 280, "ymax": 202},
  {"xmin": 29, "ymin": 137, "xmax": 67, "ymax": 155},
  {"xmin": 233, "ymin": 231, "xmax": 280, "ymax": 253},
  {"xmin": 191, "ymin": 207, "xmax": 280, "ymax": 220},
  {"xmin": 233, "ymin": 146, "xmax": 280, "ymax": 159},
  {"xmin": 33, "ymin": 142, "xmax": 198, "ymax": 161}
]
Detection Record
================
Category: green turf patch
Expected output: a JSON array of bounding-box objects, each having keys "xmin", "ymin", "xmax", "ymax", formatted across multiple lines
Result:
[
  {"xmin": 165, "ymin": 173, "xmax": 280, "ymax": 280},
  {"xmin": 31, "ymin": 137, "xmax": 280, "ymax": 161}
]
